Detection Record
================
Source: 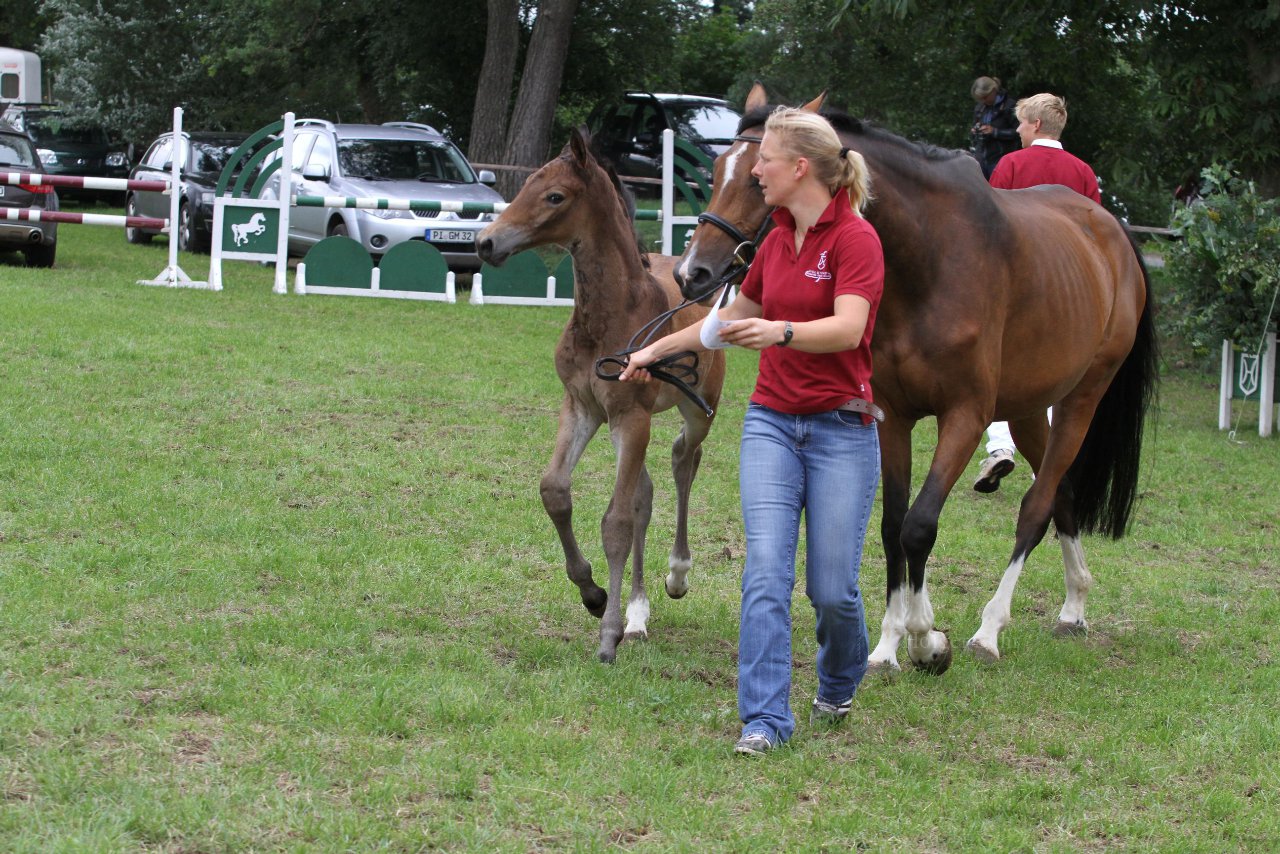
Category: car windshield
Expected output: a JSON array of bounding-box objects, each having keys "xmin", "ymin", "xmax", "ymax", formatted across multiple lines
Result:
[
  {"xmin": 668, "ymin": 104, "xmax": 740, "ymax": 143},
  {"xmin": 189, "ymin": 139, "xmax": 253, "ymax": 173},
  {"xmin": 337, "ymin": 138, "xmax": 475, "ymax": 183},
  {"xmin": 0, "ymin": 136, "xmax": 37, "ymax": 168},
  {"xmin": 25, "ymin": 116, "xmax": 110, "ymax": 146}
]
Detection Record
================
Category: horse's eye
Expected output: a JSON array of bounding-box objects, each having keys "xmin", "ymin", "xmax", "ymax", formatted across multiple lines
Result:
[{"xmin": 547, "ymin": 192, "xmax": 565, "ymax": 205}]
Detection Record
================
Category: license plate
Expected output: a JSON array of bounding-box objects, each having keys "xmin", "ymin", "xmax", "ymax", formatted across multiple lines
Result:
[{"xmin": 426, "ymin": 228, "xmax": 474, "ymax": 243}]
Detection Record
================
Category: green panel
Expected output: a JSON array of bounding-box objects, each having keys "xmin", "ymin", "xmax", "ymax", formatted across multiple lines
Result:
[
  {"xmin": 480, "ymin": 251, "xmax": 548, "ymax": 298},
  {"xmin": 216, "ymin": 120, "xmax": 283, "ymax": 197},
  {"xmin": 380, "ymin": 242, "xmax": 450, "ymax": 293},
  {"xmin": 221, "ymin": 206, "xmax": 279, "ymax": 255},
  {"xmin": 303, "ymin": 236, "xmax": 373, "ymax": 289},
  {"xmin": 551, "ymin": 255, "xmax": 574, "ymax": 300}
]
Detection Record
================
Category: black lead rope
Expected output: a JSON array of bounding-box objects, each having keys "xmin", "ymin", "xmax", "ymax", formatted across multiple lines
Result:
[{"xmin": 593, "ymin": 206, "xmax": 773, "ymax": 418}]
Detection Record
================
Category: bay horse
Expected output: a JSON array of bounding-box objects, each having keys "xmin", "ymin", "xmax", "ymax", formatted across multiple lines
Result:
[
  {"xmin": 476, "ymin": 128, "xmax": 725, "ymax": 663},
  {"xmin": 677, "ymin": 84, "xmax": 1157, "ymax": 673}
]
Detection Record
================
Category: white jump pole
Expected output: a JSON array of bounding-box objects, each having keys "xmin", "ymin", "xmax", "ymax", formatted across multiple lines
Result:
[{"xmin": 138, "ymin": 106, "xmax": 208, "ymax": 289}]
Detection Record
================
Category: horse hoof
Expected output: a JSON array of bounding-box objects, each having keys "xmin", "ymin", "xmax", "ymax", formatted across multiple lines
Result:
[
  {"xmin": 1054, "ymin": 620, "xmax": 1088, "ymax": 637},
  {"xmin": 909, "ymin": 632, "xmax": 953, "ymax": 676},
  {"xmin": 865, "ymin": 659, "xmax": 901, "ymax": 678},
  {"xmin": 597, "ymin": 648, "xmax": 616, "ymax": 664},
  {"xmin": 966, "ymin": 637, "xmax": 1000, "ymax": 664},
  {"xmin": 623, "ymin": 629, "xmax": 648, "ymax": 643},
  {"xmin": 665, "ymin": 575, "xmax": 688, "ymax": 599},
  {"xmin": 582, "ymin": 589, "xmax": 607, "ymax": 619}
]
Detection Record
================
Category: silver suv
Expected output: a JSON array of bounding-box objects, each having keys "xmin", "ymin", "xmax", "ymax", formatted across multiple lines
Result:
[{"xmin": 265, "ymin": 120, "xmax": 504, "ymax": 270}]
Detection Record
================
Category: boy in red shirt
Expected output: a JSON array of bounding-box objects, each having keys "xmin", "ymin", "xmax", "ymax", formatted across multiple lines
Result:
[{"xmin": 976, "ymin": 93, "xmax": 1101, "ymax": 492}]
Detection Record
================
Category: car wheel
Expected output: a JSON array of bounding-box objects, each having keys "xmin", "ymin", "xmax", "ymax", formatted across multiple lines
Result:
[
  {"xmin": 125, "ymin": 194, "xmax": 152, "ymax": 245},
  {"xmin": 328, "ymin": 220, "xmax": 349, "ymax": 239},
  {"xmin": 24, "ymin": 242, "xmax": 56, "ymax": 268},
  {"xmin": 180, "ymin": 202, "xmax": 209, "ymax": 254}
]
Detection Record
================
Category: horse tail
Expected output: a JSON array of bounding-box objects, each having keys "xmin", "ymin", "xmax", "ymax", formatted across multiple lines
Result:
[{"xmin": 1065, "ymin": 229, "xmax": 1160, "ymax": 539}]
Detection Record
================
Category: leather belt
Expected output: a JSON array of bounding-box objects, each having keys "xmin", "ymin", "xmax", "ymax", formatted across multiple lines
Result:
[{"xmin": 837, "ymin": 398, "xmax": 885, "ymax": 423}]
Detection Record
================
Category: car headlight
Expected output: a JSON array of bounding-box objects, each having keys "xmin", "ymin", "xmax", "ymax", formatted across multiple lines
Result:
[
  {"xmin": 106, "ymin": 151, "xmax": 128, "ymax": 167},
  {"xmin": 38, "ymin": 149, "xmax": 57, "ymax": 166},
  {"xmin": 368, "ymin": 208, "xmax": 410, "ymax": 220},
  {"xmin": 200, "ymin": 191, "xmax": 215, "ymax": 206}
]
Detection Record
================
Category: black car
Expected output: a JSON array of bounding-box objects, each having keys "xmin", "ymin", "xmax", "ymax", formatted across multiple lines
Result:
[
  {"xmin": 586, "ymin": 92, "xmax": 742, "ymax": 191},
  {"xmin": 0, "ymin": 104, "xmax": 129, "ymax": 204},
  {"xmin": 126, "ymin": 131, "xmax": 262, "ymax": 253},
  {"xmin": 0, "ymin": 123, "xmax": 59, "ymax": 267}
]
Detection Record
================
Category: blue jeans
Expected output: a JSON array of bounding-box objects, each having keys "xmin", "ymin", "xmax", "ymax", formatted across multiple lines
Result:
[{"xmin": 737, "ymin": 403, "xmax": 880, "ymax": 744}]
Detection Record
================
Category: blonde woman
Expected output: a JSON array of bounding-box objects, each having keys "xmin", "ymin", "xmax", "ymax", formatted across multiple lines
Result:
[{"xmin": 621, "ymin": 107, "xmax": 884, "ymax": 756}]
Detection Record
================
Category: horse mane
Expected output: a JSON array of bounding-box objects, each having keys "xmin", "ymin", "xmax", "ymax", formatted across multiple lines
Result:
[
  {"xmin": 737, "ymin": 104, "xmax": 968, "ymax": 164},
  {"xmin": 597, "ymin": 155, "xmax": 652, "ymax": 270}
]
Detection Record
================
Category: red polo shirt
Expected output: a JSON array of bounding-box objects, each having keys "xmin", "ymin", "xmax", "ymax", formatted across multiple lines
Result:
[
  {"xmin": 989, "ymin": 140, "xmax": 1102, "ymax": 203},
  {"xmin": 739, "ymin": 187, "xmax": 884, "ymax": 415}
]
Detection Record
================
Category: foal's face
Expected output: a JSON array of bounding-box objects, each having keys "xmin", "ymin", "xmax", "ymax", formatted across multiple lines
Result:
[{"xmin": 477, "ymin": 156, "xmax": 593, "ymax": 266}]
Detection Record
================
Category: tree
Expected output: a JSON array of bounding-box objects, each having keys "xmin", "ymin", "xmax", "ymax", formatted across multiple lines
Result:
[{"xmin": 469, "ymin": 0, "xmax": 521, "ymax": 165}]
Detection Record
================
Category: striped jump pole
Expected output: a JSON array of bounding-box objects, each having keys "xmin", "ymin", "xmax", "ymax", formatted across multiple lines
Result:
[
  {"xmin": 0, "ymin": 173, "xmax": 170, "ymax": 194},
  {"xmin": 1, "ymin": 208, "xmax": 166, "ymax": 230},
  {"xmin": 290, "ymin": 195, "xmax": 662, "ymax": 220}
]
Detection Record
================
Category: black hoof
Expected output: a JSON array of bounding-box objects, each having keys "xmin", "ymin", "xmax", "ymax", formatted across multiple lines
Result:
[
  {"xmin": 582, "ymin": 588, "xmax": 607, "ymax": 619},
  {"xmin": 1054, "ymin": 620, "xmax": 1088, "ymax": 637},
  {"xmin": 914, "ymin": 644, "xmax": 953, "ymax": 676}
]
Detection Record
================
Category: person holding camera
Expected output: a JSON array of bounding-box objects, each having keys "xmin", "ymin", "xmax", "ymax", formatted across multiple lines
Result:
[{"xmin": 970, "ymin": 76, "xmax": 1019, "ymax": 179}]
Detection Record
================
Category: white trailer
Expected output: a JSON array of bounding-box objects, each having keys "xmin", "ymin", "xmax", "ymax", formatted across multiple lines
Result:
[{"xmin": 0, "ymin": 47, "xmax": 42, "ymax": 104}]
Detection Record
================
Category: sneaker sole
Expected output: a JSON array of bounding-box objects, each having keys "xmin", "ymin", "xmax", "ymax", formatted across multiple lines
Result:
[{"xmin": 973, "ymin": 458, "xmax": 1015, "ymax": 493}]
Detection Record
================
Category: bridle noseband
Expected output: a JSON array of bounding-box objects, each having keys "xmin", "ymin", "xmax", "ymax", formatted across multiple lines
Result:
[{"xmin": 594, "ymin": 133, "xmax": 773, "ymax": 416}]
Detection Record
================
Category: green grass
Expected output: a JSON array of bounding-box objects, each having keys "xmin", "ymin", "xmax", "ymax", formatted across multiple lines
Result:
[{"xmin": 0, "ymin": 212, "xmax": 1277, "ymax": 852}]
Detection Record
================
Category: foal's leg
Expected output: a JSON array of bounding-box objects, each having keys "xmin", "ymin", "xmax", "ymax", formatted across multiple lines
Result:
[
  {"xmin": 597, "ymin": 408, "xmax": 654, "ymax": 663},
  {"xmin": 968, "ymin": 408, "xmax": 1090, "ymax": 662},
  {"xmin": 541, "ymin": 394, "xmax": 606, "ymax": 617},
  {"xmin": 623, "ymin": 463, "xmax": 654, "ymax": 641},
  {"xmin": 666, "ymin": 401, "xmax": 715, "ymax": 600},
  {"xmin": 867, "ymin": 416, "xmax": 913, "ymax": 674}
]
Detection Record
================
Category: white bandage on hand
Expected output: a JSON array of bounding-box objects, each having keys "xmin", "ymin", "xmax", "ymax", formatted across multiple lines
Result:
[{"xmin": 699, "ymin": 299, "xmax": 733, "ymax": 350}]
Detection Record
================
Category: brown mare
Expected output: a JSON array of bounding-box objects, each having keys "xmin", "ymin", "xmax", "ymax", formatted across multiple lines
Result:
[
  {"xmin": 677, "ymin": 85, "xmax": 1157, "ymax": 673},
  {"xmin": 476, "ymin": 128, "xmax": 726, "ymax": 663}
]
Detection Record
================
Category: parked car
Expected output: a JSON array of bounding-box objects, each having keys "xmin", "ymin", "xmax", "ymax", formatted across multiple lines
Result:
[
  {"xmin": 0, "ymin": 123, "xmax": 58, "ymax": 267},
  {"xmin": 586, "ymin": 92, "xmax": 742, "ymax": 189},
  {"xmin": 125, "ymin": 130, "xmax": 264, "ymax": 253},
  {"xmin": 0, "ymin": 104, "xmax": 129, "ymax": 203},
  {"xmin": 260, "ymin": 119, "xmax": 504, "ymax": 270}
]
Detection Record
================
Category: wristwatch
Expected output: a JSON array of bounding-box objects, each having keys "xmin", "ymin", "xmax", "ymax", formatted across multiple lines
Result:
[{"xmin": 777, "ymin": 320, "xmax": 793, "ymax": 347}]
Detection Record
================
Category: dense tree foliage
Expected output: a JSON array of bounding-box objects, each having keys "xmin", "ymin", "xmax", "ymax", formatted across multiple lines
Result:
[{"xmin": 9, "ymin": 0, "xmax": 1273, "ymax": 218}]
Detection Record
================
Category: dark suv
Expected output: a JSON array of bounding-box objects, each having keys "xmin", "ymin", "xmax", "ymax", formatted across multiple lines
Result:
[
  {"xmin": 0, "ymin": 104, "xmax": 130, "ymax": 203},
  {"xmin": 0, "ymin": 123, "xmax": 59, "ymax": 267},
  {"xmin": 126, "ymin": 130, "xmax": 262, "ymax": 253},
  {"xmin": 586, "ymin": 92, "xmax": 741, "ymax": 186}
]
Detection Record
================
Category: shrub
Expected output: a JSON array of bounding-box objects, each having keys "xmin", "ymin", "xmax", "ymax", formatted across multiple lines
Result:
[{"xmin": 1163, "ymin": 164, "xmax": 1280, "ymax": 356}]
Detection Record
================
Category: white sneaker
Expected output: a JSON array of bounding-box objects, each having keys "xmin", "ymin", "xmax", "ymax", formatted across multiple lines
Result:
[{"xmin": 974, "ymin": 448, "xmax": 1016, "ymax": 493}]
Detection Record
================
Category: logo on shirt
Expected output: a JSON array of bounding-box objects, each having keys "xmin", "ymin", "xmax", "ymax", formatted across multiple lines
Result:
[{"xmin": 804, "ymin": 250, "xmax": 833, "ymax": 283}]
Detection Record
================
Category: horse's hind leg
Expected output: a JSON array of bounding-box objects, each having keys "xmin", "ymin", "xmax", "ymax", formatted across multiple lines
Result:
[
  {"xmin": 624, "ymin": 464, "xmax": 654, "ymax": 641},
  {"xmin": 967, "ymin": 410, "xmax": 1089, "ymax": 662},
  {"xmin": 542, "ymin": 395, "xmax": 607, "ymax": 617},
  {"xmin": 667, "ymin": 404, "xmax": 714, "ymax": 599},
  {"xmin": 1051, "ymin": 483, "xmax": 1092, "ymax": 637}
]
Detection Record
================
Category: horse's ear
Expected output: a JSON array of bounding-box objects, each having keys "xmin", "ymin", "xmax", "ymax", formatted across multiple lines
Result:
[
  {"xmin": 745, "ymin": 81, "xmax": 768, "ymax": 112},
  {"xmin": 569, "ymin": 125, "xmax": 593, "ymax": 168},
  {"xmin": 801, "ymin": 91, "xmax": 827, "ymax": 113}
]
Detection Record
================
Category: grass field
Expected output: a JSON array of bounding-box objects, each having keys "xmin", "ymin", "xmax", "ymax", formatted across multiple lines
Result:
[{"xmin": 1, "ymin": 215, "xmax": 1278, "ymax": 852}]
